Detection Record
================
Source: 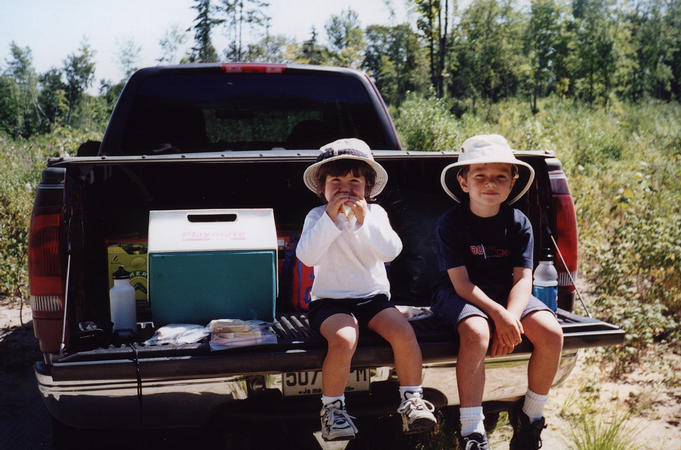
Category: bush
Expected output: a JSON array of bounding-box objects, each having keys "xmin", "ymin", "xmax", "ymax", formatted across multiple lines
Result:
[{"xmin": 0, "ymin": 127, "xmax": 102, "ymax": 300}]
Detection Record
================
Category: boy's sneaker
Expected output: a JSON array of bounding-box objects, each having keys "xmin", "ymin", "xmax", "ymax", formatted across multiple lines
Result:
[
  {"xmin": 320, "ymin": 400, "xmax": 358, "ymax": 441},
  {"xmin": 460, "ymin": 432, "xmax": 489, "ymax": 450},
  {"xmin": 397, "ymin": 392, "xmax": 437, "ymax": 434},
  {"xmin": 509, "ymin": 401, "xmax": 546, "ymax": 450}
]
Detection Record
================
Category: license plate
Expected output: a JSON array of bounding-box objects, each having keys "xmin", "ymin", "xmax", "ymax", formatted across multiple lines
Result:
[{"xmin": 282, "ymin": 368, "xmax": 371, "ymax": 397}]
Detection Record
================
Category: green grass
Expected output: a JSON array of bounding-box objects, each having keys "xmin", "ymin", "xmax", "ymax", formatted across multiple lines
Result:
[{"xmin": 566, "ymin": 410, "xmax": 641, "ymax": 450}]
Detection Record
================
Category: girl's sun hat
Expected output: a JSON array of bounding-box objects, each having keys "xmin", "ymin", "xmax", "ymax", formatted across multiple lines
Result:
[
  {"xmin": 303, "ymin": 138, "xmax": 389, "ymax": 197},
  {"xmin": 440, "ymin": 134, "xmax": 535, "ymax": 205}
]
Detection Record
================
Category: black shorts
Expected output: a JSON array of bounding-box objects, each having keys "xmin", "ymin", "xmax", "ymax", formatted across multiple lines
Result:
[{"xmin": 308, "ymin": 294, "xmax": 395, "ymax": 334}]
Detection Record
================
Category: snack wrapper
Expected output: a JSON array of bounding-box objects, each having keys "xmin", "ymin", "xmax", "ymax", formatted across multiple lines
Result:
[{"xmin": 208, "ymin": 319, "xmax": 277, "ymax": 350}]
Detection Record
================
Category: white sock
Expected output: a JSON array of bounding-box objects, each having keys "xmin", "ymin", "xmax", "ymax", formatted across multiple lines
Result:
[
  {"xmin": 460, "ymin": 406, "xmax": 485, "ymax": 436},
  {"xmin": 399, "ymin": 385, "xmax": 423, "ymax": 401},
  {"xmin": 321, "ymin": 394, "xmax": 345, "ymax": 408},
  {"xmin": 523, "ymin": 390, "xmax": 549, "ymax": 423}
]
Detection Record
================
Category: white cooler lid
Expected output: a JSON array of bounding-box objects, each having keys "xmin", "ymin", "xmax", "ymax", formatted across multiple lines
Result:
[{"xmin": 148, "ymin": 209, "xmax": 277, "ymax": 253}]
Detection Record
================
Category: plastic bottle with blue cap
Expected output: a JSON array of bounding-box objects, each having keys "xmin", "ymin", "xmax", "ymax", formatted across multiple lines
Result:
[{"xmin": 532, "ymin": 248, "xmax": 558, "ymax": 312}]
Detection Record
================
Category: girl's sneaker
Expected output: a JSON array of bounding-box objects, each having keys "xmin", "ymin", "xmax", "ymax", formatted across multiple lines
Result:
[
  {"xmin": 397, "ymin": 392, "xmax": 437, "ymax": 434},
  {"xmin": 320, "ymin": 400, "xmax": 358, "ymax": 441}
]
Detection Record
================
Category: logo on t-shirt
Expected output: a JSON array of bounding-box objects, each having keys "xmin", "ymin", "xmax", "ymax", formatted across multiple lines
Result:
[{"xmin": 469, "ymin": 244, "xmax": 510, "ymax": 259}]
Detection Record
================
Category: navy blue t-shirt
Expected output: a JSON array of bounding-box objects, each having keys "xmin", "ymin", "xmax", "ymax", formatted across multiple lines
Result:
[{"xmin": 435, "ymin": 203, "xmax": 534, "ymax": 304}]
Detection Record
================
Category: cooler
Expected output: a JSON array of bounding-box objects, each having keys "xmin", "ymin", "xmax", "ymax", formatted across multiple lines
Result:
[{"xmin": 148, "ymin": 209, "xmax": 277, "ymax": 325}]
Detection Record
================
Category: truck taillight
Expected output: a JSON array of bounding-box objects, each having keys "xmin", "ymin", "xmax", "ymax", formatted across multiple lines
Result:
[
  {"xmin": 29, "ymin": 213, "xmax": 63, "ymax": 297},
  {"xmin": 221, "ymin": 63, "xmax": 286, "ymax": 74},
  {"xmin": 549, "ymin": 169, "xmax": 579, "ymax": 311},
  {"xmin": 28, "ymin": 168, "xmax": 66, "ymax": 353}
]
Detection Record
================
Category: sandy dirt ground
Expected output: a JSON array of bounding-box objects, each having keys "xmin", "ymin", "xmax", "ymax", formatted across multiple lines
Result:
[{"xmin": 2, "ymin": 297, "xmax": 680, "ymax": 449}]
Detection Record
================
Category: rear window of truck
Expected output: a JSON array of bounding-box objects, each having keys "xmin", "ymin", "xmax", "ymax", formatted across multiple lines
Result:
[{"xmin": 119, "ymin": 71, "xmax": 392, "ymax": 154}]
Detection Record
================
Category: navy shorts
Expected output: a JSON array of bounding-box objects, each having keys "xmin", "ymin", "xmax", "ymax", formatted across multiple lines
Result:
[
  {"xmin": 308, "ymin": 294, "xmax": 395, "ymax": 334},
  {"xmin": 431, "ymin": 288, "xmax": 554, "ymax": 331}
]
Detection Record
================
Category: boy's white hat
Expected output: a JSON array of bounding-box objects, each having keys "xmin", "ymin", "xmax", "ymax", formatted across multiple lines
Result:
[
  {"xmin": 440, "ymin": 134, "xmax": 535, "ymax": 205},
  {"xmin": 303, "ymin": 138, "xmax": 388, "ymax": 197}
]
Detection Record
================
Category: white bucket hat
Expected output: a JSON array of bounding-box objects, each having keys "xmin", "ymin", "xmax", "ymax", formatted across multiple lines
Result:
[
  {"xmin": 440, "ymin": 134, "xmax": 535, "ymax": 205},
  {"xmin": 303, "ymin": 138, "xmax": 389, "ymax": 197}
]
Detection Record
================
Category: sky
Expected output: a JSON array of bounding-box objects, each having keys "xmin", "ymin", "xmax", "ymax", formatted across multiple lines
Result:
[{"xmin": 0, "ymin": 0, "xmax": 412, "ymax": 90}]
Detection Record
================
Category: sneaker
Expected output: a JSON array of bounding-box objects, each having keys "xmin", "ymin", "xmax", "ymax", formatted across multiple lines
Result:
[
  {"xmin": 460, "ymin": 432, "xmax": 489, "ymax": 450},
  {"xmin": 397, "ymin": 392, "xmax": 437, "ymax": 434},
  {"xmin": 320, "ymin": 400, "xmax": 358, "ymax": 441},
  {"xmin": 509, "ymin": 401, "xmax": 546, "ymax": 450}
]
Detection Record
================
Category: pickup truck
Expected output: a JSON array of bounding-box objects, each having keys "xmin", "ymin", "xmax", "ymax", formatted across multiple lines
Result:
[{"xmin": 28, "ymin": 63, "xmax": 624, "ymax": 447}]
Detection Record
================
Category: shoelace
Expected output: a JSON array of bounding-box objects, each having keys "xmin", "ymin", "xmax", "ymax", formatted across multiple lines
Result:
[
  {"xmin": 324, "ymin": 406, "xmax": 356, "ymax": 429},
  {"xmin": 463, "ymin": 433, "xmax": 487, "ymax": 450},
  {"xmin": 465, "ymin": 440, "xmax": 483, "ymax": 450},
  {"xmin": 398, "ymin": 396, "xmax": 435, "ymax": 417}
]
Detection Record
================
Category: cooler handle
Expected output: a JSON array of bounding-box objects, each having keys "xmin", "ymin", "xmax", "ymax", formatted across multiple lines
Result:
[{"xmin": 187, "ymin": 213, "xmax": 238, "ymax": 223}]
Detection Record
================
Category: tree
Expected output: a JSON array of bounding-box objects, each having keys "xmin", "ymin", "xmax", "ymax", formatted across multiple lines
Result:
[
  {"xmin": 325, "ymin": 8, "xmax": 365, "ymax": 68},
  {"xmin": 158, "ymin": 24, "xmax": 190, "ymax": 64},
  {"xmin": 571, "ymin": 0, "xmax": 617, "ymax": 104},
  {"xmin": 243, "ymin": 34, "xmax": 294, "ymax": 63},
  {"xmin": 0, "ymin": 76, "xmax": 21, "ymax": 137},
  {"xmin": 3, "ymin": 42, "xmax": 40, "ymax": 136},
  {"xmin": 453, "ymin": 0, "xmax": 524, "ymax": 113},
  {"xmin": 410, "ymin": 0, "xmax": 455, "ymax": 97},
  {"xmin": 189, "ymin": 0, "xmax": 223, "ymax": 63},
  {"xmin": 363, "ymin": 24, "xmax": 429, "ymax": 105},
  {"xmin": 38, "ymin": 68, "xmax": 68, "ymax": 132},
  {"xmin": 220, "ymin": 0, "xmax": 271, "ymax": 61},
  {"xmin": 117, "ymin": 38, "xmax": 142, "ymax": 79},
  {"xmin": 295, "ymin": 27, "xmax": 330, "ymax": 65},
  {"xmin": 666, "ymin": 0, "xmax": 681, "ymax": 99},
  {"xmin": 62, "ymin": 41, "xmax": 96, "ymax": 126},
  {"xmin": 524, "ymin": 0, "xmax": 566, "ymax": 113}
]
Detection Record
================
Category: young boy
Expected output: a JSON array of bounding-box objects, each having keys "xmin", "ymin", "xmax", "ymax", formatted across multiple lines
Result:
[
  {"xmin": 433, "ymin": 134, "xmax": 564, "ymax": 450},
  {"xmin": 297, "ymin": 138, "xmax": 437, "ymax": 441}
]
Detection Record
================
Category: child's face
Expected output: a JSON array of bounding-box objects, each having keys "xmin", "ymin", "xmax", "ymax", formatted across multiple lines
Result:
[
  {"xmin": 458, "ymin": 163, "xmax": 516, "ymax": 216},
  {"xmin": 323, "ymin": 171, "xmax": 367, "ymax": 203}
]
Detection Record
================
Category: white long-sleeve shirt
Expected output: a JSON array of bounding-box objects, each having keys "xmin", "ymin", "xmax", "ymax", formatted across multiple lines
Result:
[{"xmin": 296, "ymin": 204, "xmax": 403, "ymax": 301}]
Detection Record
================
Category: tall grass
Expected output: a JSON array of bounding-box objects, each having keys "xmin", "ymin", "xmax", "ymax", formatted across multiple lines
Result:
[{"xmin": 566, "ymin": 410, "xmax": 641, "ymax": 450}]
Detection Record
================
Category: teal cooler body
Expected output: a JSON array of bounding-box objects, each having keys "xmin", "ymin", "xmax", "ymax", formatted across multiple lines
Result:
[
  {"xmin": 149, "ymin": 250, "xmax": 276, "ymax": 324},
  {"xmin": 148, "ymin": 209, "xmax": 278, "ymax": 325}
]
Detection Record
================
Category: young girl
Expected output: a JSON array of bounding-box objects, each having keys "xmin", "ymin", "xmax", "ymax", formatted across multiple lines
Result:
[{"xmin": 296, "ymin": 138, "xmax": 437, "ymax": 441}]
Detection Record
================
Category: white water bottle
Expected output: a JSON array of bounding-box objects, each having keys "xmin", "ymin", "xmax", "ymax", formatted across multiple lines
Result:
[
  {"xmin": 532, "ymin": 248, "xmax": 558, "ymax": 312},
  {"xmin": 110, "ymin": 266, "xmax": 137, "ymax": 334}
]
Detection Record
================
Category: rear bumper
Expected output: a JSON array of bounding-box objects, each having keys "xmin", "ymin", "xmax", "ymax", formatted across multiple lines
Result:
[{"xmin": 36, "ymin": 350, "xmax": 577, "ymax": 429}]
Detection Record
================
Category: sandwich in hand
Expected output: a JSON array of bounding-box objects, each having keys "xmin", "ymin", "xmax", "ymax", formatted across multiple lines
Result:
[{"xmin": 341, "ymin": 203, "xmax": 354, "ymax": 220}]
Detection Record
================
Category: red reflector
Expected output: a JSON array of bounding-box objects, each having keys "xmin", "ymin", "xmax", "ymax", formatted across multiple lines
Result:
[
  {"xmin": 221, "ymin": 63, "xmax": 286, "ymax": 74},
  {"xmin": 549, "ymin": 170, "xmax": 579, "ymax": 288},
  {"xmin": 552, "ymin": 194, "xmax": 579, "ymax": 275},
  {"xmin": 29, "ymin": 212, "xmax": 63, "ymax": 296}
]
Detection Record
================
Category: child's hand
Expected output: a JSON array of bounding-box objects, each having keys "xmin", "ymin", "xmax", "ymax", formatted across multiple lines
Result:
[
  {"xmin": 490, "ymin": 334, "xmax": 516, "ymax": 357},
  {"xmin": 491, "ymin": 308, "xmax": 523, "ymax": 355},
  {"xmin": 325, "ymin": 190, "xmax": 349, "ymax": 221},
  {"xmin": 345, "ymin": 195, "xmax": 368, "ymax": 224}
]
